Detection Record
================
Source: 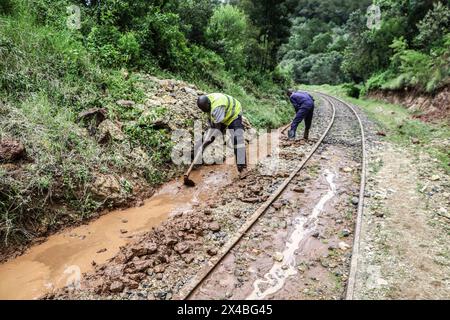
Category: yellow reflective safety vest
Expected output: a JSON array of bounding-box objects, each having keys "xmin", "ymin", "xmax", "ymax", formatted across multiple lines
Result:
[{"xmin": 207, "ymin": 93, "xmax": 242, "ymax": 126}]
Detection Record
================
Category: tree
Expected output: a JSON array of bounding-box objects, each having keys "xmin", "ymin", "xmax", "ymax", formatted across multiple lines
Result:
[
  {"xmin": 176, "ymin": 0, "xmax": 220, "ymax": 45},
  {"xmin": 415, "ymin": 1, "xmax": 450, "ymax": 49},
  {"xmin": 206, "ymin": 4, "xmax": 248, "ymax": 73},
  {"xmin": 236, "ymin": 0, "xmax": 296, "ymax": 71}
]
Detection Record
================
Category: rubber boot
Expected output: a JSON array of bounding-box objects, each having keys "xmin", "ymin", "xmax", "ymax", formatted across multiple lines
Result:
[
  {"xmin": 288, "ymin": 129, "xmax": 296, "ymax": 140},
  {"xmin": 304, "ymin": 129, "xmax": 310, "ymax": 141}
]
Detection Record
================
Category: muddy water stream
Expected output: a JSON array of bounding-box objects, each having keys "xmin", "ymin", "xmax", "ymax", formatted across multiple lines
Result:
[
  {"xmin": 247, "ymin": 170, "xmax": 337, "ymax": 300},
  {"xmin": 0, "ymin": 129, "xmax": 282, "ymax": 300},
  {"xmin": 0, "ymin": 166, "xmax": 233, "ymax": 300}
]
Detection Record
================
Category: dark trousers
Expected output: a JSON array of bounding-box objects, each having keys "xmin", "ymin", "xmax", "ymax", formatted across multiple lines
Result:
[
  {"xmin": 291, "ymin": 104, "xmax": 314, "ymax": 133},
  {"xmin": 211, "ymin": 116, "xmax": 246, "ymax": 168},
  {"xmin": 228, "ymin": 116, "xmax": 246, "ymax": 168}
]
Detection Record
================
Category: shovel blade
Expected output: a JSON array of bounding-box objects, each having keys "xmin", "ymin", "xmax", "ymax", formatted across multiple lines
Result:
[{"xmin": 183, "ymin": 175, "xmax": 196, "ymax": 187}]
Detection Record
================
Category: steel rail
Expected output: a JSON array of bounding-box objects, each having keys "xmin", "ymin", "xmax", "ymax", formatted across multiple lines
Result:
[
  {"xmin": 177, "ymin": 92, "xmax": 366, "ymax": 301},
  {"xmin": 177, "ymin": 94, "xmax": 336, "ymax": 300},
  {"xmin": 315, "ymin": 92, "xmax": 367, "ymax": 301}
]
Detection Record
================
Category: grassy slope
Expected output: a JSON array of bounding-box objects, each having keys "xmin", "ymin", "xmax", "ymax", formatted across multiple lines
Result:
[
  {"xmin": 300, "ymin": 84, "xmax": 450, "ymax": 173},
  {"xmin": 0, "ymin": 12, "xmax": 292, "ymax": 247}
]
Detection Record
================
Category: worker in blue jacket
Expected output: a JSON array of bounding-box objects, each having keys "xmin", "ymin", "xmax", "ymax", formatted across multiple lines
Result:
[{"xmin": 286, "ymin": 89, "xmax": 315, "ymax": 140}]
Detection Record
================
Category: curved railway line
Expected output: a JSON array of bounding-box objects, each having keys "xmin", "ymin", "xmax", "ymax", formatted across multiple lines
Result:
[{"xmin": 178, "ymin": 92, "xmax": 367, "ymax": 301}]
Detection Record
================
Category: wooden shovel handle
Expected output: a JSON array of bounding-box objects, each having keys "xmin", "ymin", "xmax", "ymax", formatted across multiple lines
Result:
[{"xmin": 184, "ymin": 130, "xmax": 214, "ymax": 178}]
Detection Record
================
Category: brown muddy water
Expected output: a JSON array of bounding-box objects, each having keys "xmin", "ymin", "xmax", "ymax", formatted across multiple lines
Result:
[
  {"xmin": 0, "ymin": 166, "xmax": 233, "ymax": 300},
  {"xmin": 0, "ymin": 129, "xmax": 282, "ymax": 300}
]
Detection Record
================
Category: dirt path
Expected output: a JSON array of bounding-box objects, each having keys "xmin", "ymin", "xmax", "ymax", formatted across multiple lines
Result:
[{"xmin": 355, "ymin": 143, "xmax": 450, "ymax": 299}]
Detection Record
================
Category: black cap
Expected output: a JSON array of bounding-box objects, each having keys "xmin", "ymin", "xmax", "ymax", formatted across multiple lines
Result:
[{"xmin": 197, "ymin": 95, "xmax": 211, "ymax": 113}]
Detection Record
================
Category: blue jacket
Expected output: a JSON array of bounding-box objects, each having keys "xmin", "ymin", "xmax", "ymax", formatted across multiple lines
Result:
[{"xmin": 290, "ymin": 92, "xmax": 315, "ymax": 112}]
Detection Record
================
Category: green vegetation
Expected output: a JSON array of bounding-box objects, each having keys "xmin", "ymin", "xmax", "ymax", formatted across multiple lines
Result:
[
  {"xmin": 301, "ymin": 84, "xmax": 450, "ymax": 173},
  {"xmin": 0, "ymin": 0, "xmax": 448, "ymax": 248},
  {"xmin": 280, "ymin": 0, "xmax": 450, "ymax": 94},
  {"xmin": 0, "ymin": 0, "xmax": 297, "ymax": 245}
]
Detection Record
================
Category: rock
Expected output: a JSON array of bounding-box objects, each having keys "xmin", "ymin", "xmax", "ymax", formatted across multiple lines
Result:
[
  {"xmin": 132, "ymin": 243, "xmax": 157, "ymax": 257},
  {"xmin": 179, "ymin": 221, "xmax": 191, "ymax": 231},
  {"xmin": 156, "ymin": 273, "xmax": 163, "ymax": 280},
  {"xmin": 92, "ymin": 174, "xmax": 121, "ymax": 200},
  {"xmin": 411, "ymin": 137, "xmax": 420, "ymax": 145},
  {"xmin": 154, "ymin": 265, "xmax": 166, "ymax": 274},
  {"xmin": 209, "ymin": 221, "xmax": 221, "ymax": 232},
  {"xmin": 430, "ymin": 175, "xmax": 440, "ymax": 181},
  {"xmin": 312, "ymin": 232, "xmax": 320, "ymax": 238},
  {"xmin": 110, "ymin": 281, "xmax": 124, "ymax": 293},
  {"xmin": 338, "ymin": 242, "xmax": 350, "ymax": 250},
  {"xmin": 127, "ymin": 260, "xmax": 152, "ymax": 273},
  {"xmin": 161, "ymin": 96, "xmax": 176, "ymax": 105},
  {"xmin": 374, "ymin": 212, "xmax": 385, "ymax": 218},
  {"xmin": 120, "ymin": 229, "xmax": 128, "ymax": 234},
  {"xmin": 174, "ymin": 242, "xmax": 191, "ymax": 254},
  {"xmin": 351, "ymin": 197, "xmax": 359, "ymax": 205},
  {"xmin": 116, "ymin": 100, "xmax": 135, "ymax": 107},
  {"xmin": 164, "ymin": 237, "xmax": 178, "ymax": 246},
  {"xmin": 272, "ymin": 203, "xmax": 283, "ymax": 210},
  {"xmin": 203, "ymin": 209, "xmax": 213, "ymax": 216},
  {"xmin": 293, "ymin": 187, "xmax": 305, "ymax": 193},
  {"xmin": 183, "ymin": 255, "xmax": 194, "ymax": 264},
  {"xmin": 182, "ymin": 87, "xmax": 197, "ymax": 95},
  {"xmin": 242, "ymin": 197, "xmax": 260, "ymax": 203},
  {"xmin": 273, "ymin": 252, "xmax": 284, "ymax": 262},
  {"xmin": 77, "ymin": 108, "xmax": 107, "ymax": 127},
  {"xmin": 207, "ymin": 247, "xmax": 218, "ymax": 256},
  {"xmin": 122, "ymin": 219, "xmax": 128, "ymax": 223},
  {"xmin": 98, "ymin": 120, "xmax": 126, "ymax": 143},
  {"xmin": 342, "ymin": 167, "xmax": 353, "ymax": 173},
  {"xmin": 97, "ymin": 248, "xmax": 107, "ymax": 254},
  {"xmin": 341, "ymin": 229, "xmax": 350, "ymax": 237},
  {"xmin": 376, "ymin": 131, "xmax": 386, "ymax": 137},
  {"xmin": 0, "ymin": 139, "xmax": 26, "ymax": 162}
]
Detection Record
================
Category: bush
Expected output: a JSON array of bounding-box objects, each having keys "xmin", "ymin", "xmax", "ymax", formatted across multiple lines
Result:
[
  {"xmin": 342, "ymin": 83, "xmax": 361, "ymax": 98},
  {"xmin": 0, "ymin": 0, "xmax": 14, "ymax": 15}
]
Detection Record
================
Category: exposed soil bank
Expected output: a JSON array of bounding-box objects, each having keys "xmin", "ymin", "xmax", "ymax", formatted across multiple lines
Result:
[{"xmin": 368, "ymin": 86, "xmax": 450, "ymax": 123}]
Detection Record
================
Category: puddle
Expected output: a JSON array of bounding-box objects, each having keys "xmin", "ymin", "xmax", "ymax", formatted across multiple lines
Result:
[{"xmin": 247, "ymin": 170, "xmax": 336, "ymax": 300}]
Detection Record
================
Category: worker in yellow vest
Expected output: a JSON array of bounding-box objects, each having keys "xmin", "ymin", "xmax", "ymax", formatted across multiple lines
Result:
[{"xmin": 197, "ymin": 93, "xmax": 247, "ymax": 174}]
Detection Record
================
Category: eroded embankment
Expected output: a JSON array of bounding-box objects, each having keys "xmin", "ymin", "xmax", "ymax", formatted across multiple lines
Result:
[{"xmin": 368, "ymin": 86, "xmax": 450, "ymax": 123}]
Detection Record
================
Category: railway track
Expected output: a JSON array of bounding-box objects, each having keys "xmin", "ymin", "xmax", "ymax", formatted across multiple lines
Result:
[{"xmin": 177, "ymin": 92, "xmax": 367, "ymax": 301}]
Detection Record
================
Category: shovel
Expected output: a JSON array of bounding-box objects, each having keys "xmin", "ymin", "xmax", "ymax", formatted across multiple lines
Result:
[{"xmin": 183, "ymin": 132, "xmax": 214, "ymax": 187}]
